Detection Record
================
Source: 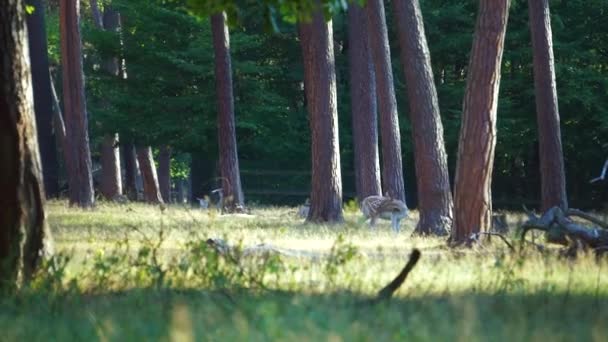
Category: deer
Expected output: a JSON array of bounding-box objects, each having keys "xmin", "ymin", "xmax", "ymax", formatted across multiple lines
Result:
[{"xmin": 360, "ymin": 195, "xmax": 408, "ymax": 233}]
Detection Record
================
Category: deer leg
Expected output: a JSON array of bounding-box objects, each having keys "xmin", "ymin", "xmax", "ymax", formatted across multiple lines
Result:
[
  {"xmin": 370, "ymin": 217, "xmax": 377, "ymax": 230},
  {"xmin": 391, "ymin": 213, "xmax": 400, "ymax": 233}
]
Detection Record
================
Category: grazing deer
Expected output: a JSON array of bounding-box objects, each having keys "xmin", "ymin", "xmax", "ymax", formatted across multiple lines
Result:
[
  {"xmin": 297, "ymin": 198, "xmax": 310, "ymax": 218},
  {"xmin": 196, "ymin": 197, "xmax": 209, "ymax": 209},
  {"xmin": 360, "ymin": 195, "xmax": 408, "ymax": 233}
]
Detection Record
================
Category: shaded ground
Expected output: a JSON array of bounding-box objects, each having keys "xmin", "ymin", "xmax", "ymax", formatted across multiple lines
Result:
[{"xmin": 3, "ymin": 290, "xmax": 607, "ymax": 341}]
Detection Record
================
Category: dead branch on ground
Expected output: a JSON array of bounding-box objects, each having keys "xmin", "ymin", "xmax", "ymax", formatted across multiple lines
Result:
[{"xmin": 521, "ymin": 206, "xmax": 608, "ymax": 257}]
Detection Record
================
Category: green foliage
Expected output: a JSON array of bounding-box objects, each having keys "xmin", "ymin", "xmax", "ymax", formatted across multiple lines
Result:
[
  {"xmin": 324, "ymin": 234, "xmax": 361, "ymax": 285},
  {"xmin": 186, "ymin": 0, "xmax": 352, "ymax": 27},
  {"xmin": 44, "ymin": 0, "xmax": 608, "ymax": 207},
  {"xmin": 169, "ymin": 153, "xmax": 191, "ymax": 180}
]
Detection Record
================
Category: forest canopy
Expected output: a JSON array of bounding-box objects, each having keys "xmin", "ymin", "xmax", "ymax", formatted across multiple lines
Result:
[{"xmin": 42, "ymin": 0, "xmax": 608, "ymax": 208}]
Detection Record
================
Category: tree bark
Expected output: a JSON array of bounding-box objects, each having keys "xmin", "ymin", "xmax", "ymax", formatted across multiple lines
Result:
[
  {"xmin": 136, "ymin": 146, "xmax": 163, "ymax": 204},
  {"xmin": 101, "ymin": 5, "xmax": 121, "ymax": 76},
  {"xmin": 211, "ymin": 12, "xmax": 245, "ymax": 212},
  {"xmin": 122, "ymin": 143, "xmax": 138, "ymax": 200},
  {"xmin": 49, "ymin": 73, "xmax": 66, "ymax": 150},
  {"xmin": 60, "ymin": 0, "xmax": 95, "ymax": 207},
  {"xmin": 365, "ymin": 0, "xmax": 407, "ymax": 203},
  {"xmin": 299, "ymin": 9, "xmax": 344, "ymax": 223},
  {"xmin": 348, "ymin": 3, "xmax": 382, "ymax": 201},
  {"xmin": 528, "ymin": 0, "xmax": 568, "ymax": 212},
  {"xmin": 99, "ymin": 134, "xmax": 121, "ymax": 199},
  {"xmin": 0, "ymin": 0, "xmax": 53, "ymax": 288},
  {"xmin": 98, "ymin": 5, "xmax": 123, "ymax": 200},
  {"xmin": 451, "ymin": 0, "xmax": 510, "ymax": 245},
  {"xmin": 157, "ymin": 145, "xmax": 171, "ymax": 203},
  {"xmin": 26, "ymin": 0, "xmax": 60, "ymax": 198},
  {"xmin": 392, "ymin": 0, "xmax": 453, "ymax": 236}
]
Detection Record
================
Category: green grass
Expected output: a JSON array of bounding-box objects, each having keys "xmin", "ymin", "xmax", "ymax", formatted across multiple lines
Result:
[{"xmin": 2, "ymin": 200, "xmax": 608, "ymax": 341}]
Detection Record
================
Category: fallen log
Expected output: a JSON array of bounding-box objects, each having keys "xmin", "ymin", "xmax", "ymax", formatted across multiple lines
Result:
[{"xmin": 521, "ymin": 206, "xmax": 608, "ymax": 250}]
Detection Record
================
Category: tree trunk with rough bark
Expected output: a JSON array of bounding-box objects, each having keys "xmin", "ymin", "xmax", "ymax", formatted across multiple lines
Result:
[
  {"xmin": 348, "ymin": 3, "xmax": 382, "ymax": 201},
  {"xmin": 26, "ymin": 0, "xmax": 60, "ymax": 198},
  {"xmin": 136, "ymin": 146, "xmax": 163, "ymax": 204},
  {"xmin": 365, "ymin": 0, "xmax": 406, "ymax": 203},
  {"xmin": 451, "ymin": 0, "xmax": 510, "ymax": 245},
  {"xmin": 100, "ymin": 134, "xmax": 121, "ymax": 199},
  {"xmin": 101, "ymin": 6, "xmax": 121, "ymax": 76},
  {"xmin": 392, "ymin": 0, "xmax": 453, "ymax": 236},
  {"xmin": 0, "ymin": 0, "xmax": 53, "ymax": 289},
  {"xmin": 157, "ymin": 146, "xmax": 171, "ymax": 203},
  {"xmin": 528, "ymin": 0, "xmax": 567, "ymax": 212},
  {"xmin": 211, "ymin": 12, "xmax": 244, "ymax": 212},
  {"xmin": 60, "ymin": 0, "xmax": 94, "ymax": 207},
  {"xmin": 299, "ymin": 9, "xmax": 344, "ymax": 223},
  {"xmin": 98, "ymin": 5, "xmax": 123, "ymax": 200},
  {"xmin": 122, "ymin": 143, "xmax": 138, "ymax": 200}
]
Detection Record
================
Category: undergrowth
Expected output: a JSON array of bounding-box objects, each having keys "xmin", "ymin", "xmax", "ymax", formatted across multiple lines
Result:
[{"xmin": 2, "ymin": 200, "xmax": 608, "ymax": 341}]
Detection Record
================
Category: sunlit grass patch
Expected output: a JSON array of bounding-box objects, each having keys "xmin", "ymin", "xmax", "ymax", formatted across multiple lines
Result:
[{"xmin": 2, "ymin": 200, "xmax": 606, "ymax": 340}]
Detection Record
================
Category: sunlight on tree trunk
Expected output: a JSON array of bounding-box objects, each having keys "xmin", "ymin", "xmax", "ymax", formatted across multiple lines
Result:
[
  {"xmin": 392, "ymin": 0, "xmax": 453, "ymax": 236},
  {"xmin": 158, "ymin": 145, "xmax": 172, "ymax": 203},
  {"xmin": 136, "ymin": 146, "xmax": 163, "ymax": 204},
  {"xmin": 98, "ymin": 5, "xmax": 123, "ymax": 201},
  {"xmin": 0, "ymin": 0, "xmax": 53, "ymax": 289},
  {"xmin": 451, "ymin": 0, "xmax": 510, "ymax": 245},
  {"xmin": 100, "ymin": 134, "xmax": 122, "ymax": 199},
  {"xmin": 26, "ymin": 0, "xmax": 60, "ymax": 198},
  {"xmin": 299, "ymin": 8, "xmax": 344, "ymax": 223}
]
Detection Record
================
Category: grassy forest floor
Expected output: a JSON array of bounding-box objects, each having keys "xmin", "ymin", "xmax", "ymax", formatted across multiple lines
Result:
[{"xmin": 2, "ymin": 201, "xmax": 608, "ymax": 341}]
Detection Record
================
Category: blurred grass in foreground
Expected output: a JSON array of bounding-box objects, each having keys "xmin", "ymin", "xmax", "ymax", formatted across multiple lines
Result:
[{"xmin": 1, "ymin": 200, "xmax": 606, "ymax": 341}]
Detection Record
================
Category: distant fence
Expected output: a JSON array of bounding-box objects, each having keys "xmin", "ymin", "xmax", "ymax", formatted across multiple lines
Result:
[{"xmin": 240, "ymin": 169, "xmax": 356, "ymax": 205}]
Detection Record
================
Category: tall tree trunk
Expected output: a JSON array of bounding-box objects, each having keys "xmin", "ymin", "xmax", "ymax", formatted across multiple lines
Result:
[
  {"xmin": 365, "ymin": 0, "xmax": 407, "ymax": 203},
  {"xmin": 136, "ymin": 146, "xmax": 163, "ymax": 204},
  {"xmin": 157, "ymin": 145, "xmax": 171, "ymax": 203},
  {"xmin": 0, "ymin": 0, "xmax": 53, "ymax": 288},
  {"xmin": 299, "ymin": 9, "xmax": 344, "ymax": 223},
  {"xmin": 98, "ymin": 5, "xmax": 123, "ymax": 200},
  {"xmin": 392, "ymin": 0, "xmax": 453, "ymax": 236},
  {"xmin": 101, "ymin": 6, "xmax": 121, "ymax": 76},
  {"xmin": 451, "ymin": 0, "xmax": 510, "ymax": 245},
  {"xmin": 89, "ymin": 0, "xmax": 103, "ymax": 29},
  {"xmin": 26, "ymin": 0, "xmax": 60, "ymax": 198},
  {"xmin": 60, "ymin": 0, "xmax": 94, "ymax": 207},
  {"xmin": 528, "ymin": 0, "xmax": 567, "ymax": 211},
  {"xmin": 210, "ymin": 12, "xmax": 244, "ymax": 212},
  {"xmin": 122, "ymin": 143, "xmax": 138, "ymax": 200},
  {"xmin": 99, "ymin": 134, "xmax": 121, "ymax": 199},
  {"xmin": 348, "ymin": 3, "xmax": 382, "ymax": 201},
  {"xmin": 50, "ymin": 73, "xmax": 66, "ymax": 150}
]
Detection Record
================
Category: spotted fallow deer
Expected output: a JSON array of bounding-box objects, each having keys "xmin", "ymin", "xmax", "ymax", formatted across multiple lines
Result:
[{"xmin": 360, "ymin": 195, "xmax": 408, "ymax": 233}]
